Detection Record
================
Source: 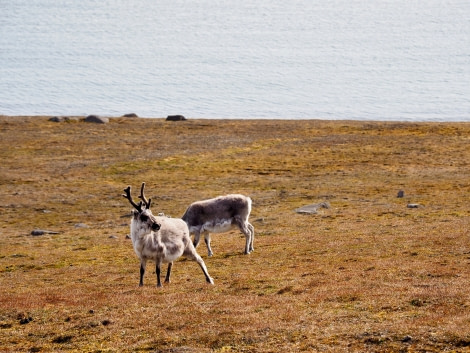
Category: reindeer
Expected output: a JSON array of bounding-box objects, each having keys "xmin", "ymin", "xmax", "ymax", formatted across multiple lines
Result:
[
  {"xmin": 182, "ymin": 194, "xmax": 254, "ymax": 256},
  {"xmin": 122, "ymin": 183, "xmax": 214, "ymax": 287}
]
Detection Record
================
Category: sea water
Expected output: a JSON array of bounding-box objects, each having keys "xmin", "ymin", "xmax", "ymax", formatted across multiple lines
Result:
[{"xmin": 1, "ymin": 0, "xmax": 469, "ymax": 121}]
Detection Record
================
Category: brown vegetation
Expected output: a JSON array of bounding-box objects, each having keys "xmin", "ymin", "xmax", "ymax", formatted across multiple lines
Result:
[{"xmin": 0, "ymin": 116, "xmax": 469, "ymax": 352}]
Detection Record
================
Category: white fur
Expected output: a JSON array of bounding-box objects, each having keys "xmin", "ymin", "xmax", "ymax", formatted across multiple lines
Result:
[{"xmin": 128, "ymin": 205, "xmax": 214, "ymax": 287}]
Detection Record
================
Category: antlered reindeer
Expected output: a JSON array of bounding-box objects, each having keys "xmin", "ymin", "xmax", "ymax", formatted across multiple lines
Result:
[
  {"xmin": 182, "ymin": 194, "xmax": 254, "ymax": 256},
  {"xmin": 122, "ymin": 183, "xmax": 213, "ymax": 287}
]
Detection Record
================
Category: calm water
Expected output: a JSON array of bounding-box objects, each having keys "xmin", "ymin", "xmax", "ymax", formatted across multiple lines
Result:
[{"xmin": 1, "ymin": 0, "xmax": 469, "ymax": 121}]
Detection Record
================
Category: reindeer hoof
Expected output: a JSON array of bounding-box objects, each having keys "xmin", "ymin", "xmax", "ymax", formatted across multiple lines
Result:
[{"xmin": 207, "ymin": 277, "xmax": 214, "ymax": 285}]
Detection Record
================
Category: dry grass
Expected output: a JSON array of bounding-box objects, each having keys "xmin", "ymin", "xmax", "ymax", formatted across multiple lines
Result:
[{"xmin": 1, "ymin": 116, "xmax": 469, "ymax": 352}]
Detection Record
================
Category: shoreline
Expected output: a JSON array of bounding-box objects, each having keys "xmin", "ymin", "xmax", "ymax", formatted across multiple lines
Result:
[{"xmin": 2, "ymin": 114, "xmax": 470, "ymax": 124}]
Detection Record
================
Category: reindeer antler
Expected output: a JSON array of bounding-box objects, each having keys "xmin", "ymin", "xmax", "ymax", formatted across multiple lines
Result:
[
  {"xmin": 138, "ymin": 182, "xmax": 152, "ymax": 209},
  {"xmin": 122, "ymin": 186, "xmax": 143, "ymax": 212}
]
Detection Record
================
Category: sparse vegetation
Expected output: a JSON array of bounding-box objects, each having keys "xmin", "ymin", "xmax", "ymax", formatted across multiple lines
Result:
[{"xmin": 1, "ymin": 116, "xmax": 469, "ymax": 352}]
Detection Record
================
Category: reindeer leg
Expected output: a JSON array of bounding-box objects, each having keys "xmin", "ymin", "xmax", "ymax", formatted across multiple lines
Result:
[
  {"xmin": 235, "ymin": 218, "xmax": 253, "ymax": 254},
  {"xmin": 165, "ymin": 262, "xmax": 173, "ymax": 283},
  {"xmin": 193, "ymin": 230, "xmax": 202, "ymax": 249},
  {"xmin": 204, "ymin": 231, "xmax": 213, "ymax": 257},
  {"xmin": 139, "ymin": 260, "xmax": 147, "ymax": 287},
  {"xmin": 183, "ymin": 246, "xmax": 214, "ymax": 285},
  {"xmin": 248, "ymin": 223, "xmax": 255, "ymax": 252},
  {"xmin": 155, "ymin": 262, "xmax": 163, "ymax": 287}
]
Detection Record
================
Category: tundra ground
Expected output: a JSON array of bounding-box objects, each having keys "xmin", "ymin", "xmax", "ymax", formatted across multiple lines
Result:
[{"xmin": 1, "ymin": 116, "xmax": 469, "ymax": 352}]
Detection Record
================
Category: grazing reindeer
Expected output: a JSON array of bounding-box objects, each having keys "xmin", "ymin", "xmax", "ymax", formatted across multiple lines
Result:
[
  {"xmin": 122, "ymin": 183, "xmax": 214, "ymax": 287},
  {"xmin": 182, "ymin": 194, "xmax": 254, "ymax": 256}
]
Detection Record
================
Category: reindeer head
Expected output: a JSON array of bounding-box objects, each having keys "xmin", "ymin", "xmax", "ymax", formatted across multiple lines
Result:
[{"xmin": 122, "ymin": 183, "xmax": 161, "ymax": 232}]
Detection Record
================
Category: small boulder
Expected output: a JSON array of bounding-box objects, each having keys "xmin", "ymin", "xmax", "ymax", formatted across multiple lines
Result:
[
  {"xmin": 295, "ymin": 202, "xmax": 330, "ymax": 215},
  {"xmin": 122, "ymin": 113, "xmax": 138, "ymax": 118},
  {"xmin": 49, "ymin": 116, "xmax": 66, "ymax": 122},
  {"xmin": 397, "ymin": 190, "xmax": 404, "ymax": 198},
  {"xmin": 84, "ymin": 115, "xmax": 109, "ymax": 124},
  {"xmin": 31, "ymin": 229, "xmax": 45, "ymax": 236},
  {"xmin": 31, "ymin": 229, "xmax": 60, "ymax": 236},
  {"xmin": 402, "ymin": 335, "xmax": 413, "ymax": 343},
  {"xmin": 166, "ymin": 115, "xmax": 186, "ymax": 121},
  {"xmin": 49, "ymin": 116, "xmax": 79, "ymax": 122},
  {"xmin": 407, "ymin": 203, "xmax": 422, "ymax": 208}
]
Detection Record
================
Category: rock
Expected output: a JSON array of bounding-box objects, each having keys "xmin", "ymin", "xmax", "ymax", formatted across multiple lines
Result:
[
  {"xmin": 166, "ymin": 115, "xmax": 186, "ymax": 121},
  {"xmin": 49, "ymin": 116, "xmax": 67, "ymax": 122},
  {"xmin": 397, "ymin": 190, "xmax": 404, "ymax": 198},
  {"xmin": 84, "ymin": 115, "xmax": 109, "ymax": 124},
  {"xmin": 49, "ymin": 116, "xmax": 79, "ymax": 122},
  {"xmin": 18, "ymin": 314, "xmax": 33, "ymax": 325},
  {"xmin": 108, "ymin": 235, "xmax": 118, "ymax": 239},
  {"xmin": 74, "ymin": 223, "xmax": 89, "ymax": 228},
  {"xmin": 402, "ymin": 335, "xmax": 412, "ymax": 343},
  {"xmin": 31, "ymin": 229, "xmax": 60, "ymax": 236},
  {"xmin": 407, "ymin": 203, "xmax": 421, "ymax": 208},
  {"xmin": 122, "ymin": 113, "xmax": 138, "ymax": 118},
  {"xmin": 295, "ymin": 202, "xmax": 330, "ymax": 214}
]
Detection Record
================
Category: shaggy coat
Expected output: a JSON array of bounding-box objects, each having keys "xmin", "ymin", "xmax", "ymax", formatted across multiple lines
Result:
[
  {"xmin": 182, "ymin": 194, "xmax": 254, "ymax": 256},
  {"xmin": 124, "ymin": 184, "xmax": 213, "ymax": 287}
]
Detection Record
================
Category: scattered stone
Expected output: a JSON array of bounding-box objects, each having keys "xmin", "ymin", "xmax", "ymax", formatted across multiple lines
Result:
[
  {"xmin": 125, "ymin": 234, "xmax": 131, "ymax": 239},
  {"xmin": 49, "ymin": 116, "xmax": 67, "ymax": 122},
  {"xmin": 402, "ymin": 335, "xmax": 413, "ymax": 343},
  {"xmin": 49, "ymin": 116, "xmax": 79, "ymax": 122},
  {"xmin": 108, "ymin": 235, "xmax": 118, "ymax": 239},
  {"xmin": 397, "ymin": 190, "xmax": 404, "ymax": 198},
  {"xmin": 407, "ymin": 203, "xmax": 421, "ymax": 208},
  {"xmin": 31, "ymin": 229, "xmax": 60, "ymax": 236},
  {"xmin": 74, "ymin": 223, "xmax": 89, "ymax": 228},
  {"xmin": 122, "ymin": 113, "xmax": 138, "ymax": 118},
  {"xmin": 19, "ymin": 316, "xmax": 33, "ymax": 324},
  {"xmin": 11, "ymin": 253, "xmax": 27, "ymax": 258},
  {"xmin": 410, "ymin": 298, "xmax": 424, "ymax": 307},
  {"xmin": 18, "ymin": 313, "xmax": 33, "ymax": 324},
  {"xmin": 166, "ymin": 114, "xmax": 187, "ymax": 121},
  {"xmin": 84, "ymin": 115, "xmax": 109, "ymax": 124},
  {"xmin": 295, "ymin": 202, "xmax": 330, "ymax": 214},
  {"xmin": 101, "ymin": 319, "xmax": 112, "ymax": 326}
]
